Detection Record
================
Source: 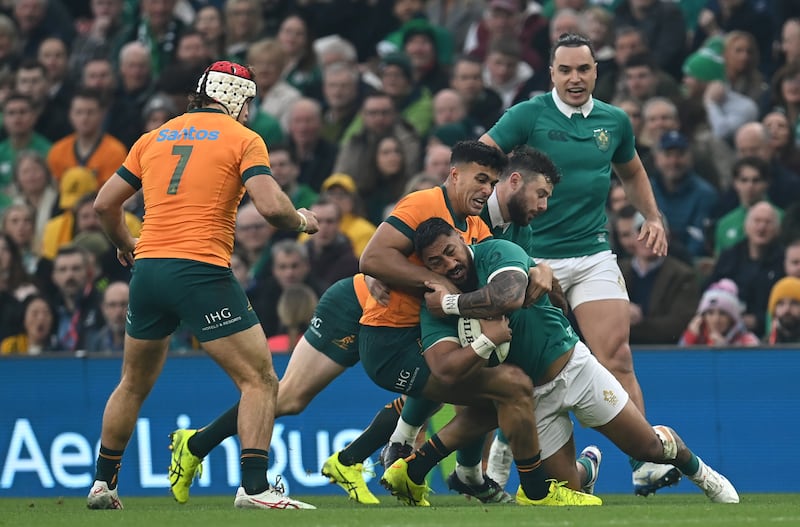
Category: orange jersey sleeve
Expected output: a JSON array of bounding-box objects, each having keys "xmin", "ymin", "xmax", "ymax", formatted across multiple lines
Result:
[
  {"xmin": 359, "ymin": 187, "xmax": 492, "ymax": 328},
  {"xmin": 118, "ymin": 109, "xmax": 271, "ymax": 268}
]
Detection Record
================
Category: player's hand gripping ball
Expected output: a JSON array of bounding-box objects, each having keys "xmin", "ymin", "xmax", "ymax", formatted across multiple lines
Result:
[{"xmin": 457, "ymin": 317, "xmax": 510, "ymax": 363}]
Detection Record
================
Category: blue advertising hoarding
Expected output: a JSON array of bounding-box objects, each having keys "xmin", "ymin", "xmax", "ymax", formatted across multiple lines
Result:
[{"xmin": 1, "ymin": 348, "xmax": 798, "ymax": 498}]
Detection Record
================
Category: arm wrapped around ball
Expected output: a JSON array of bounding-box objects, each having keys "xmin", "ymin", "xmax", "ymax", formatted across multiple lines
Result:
[{"xmin": 457, "ymin": 317, "xmax": 511, "ymax": 363}]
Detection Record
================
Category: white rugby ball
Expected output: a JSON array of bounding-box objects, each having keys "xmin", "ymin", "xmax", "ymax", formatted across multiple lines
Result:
[{"xmin": 457, "ymin": 317, "xmax": 510, "ymax": 363}]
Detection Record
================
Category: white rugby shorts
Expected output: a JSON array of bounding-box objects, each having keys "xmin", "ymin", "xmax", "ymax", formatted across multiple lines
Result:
[
  {"xmin": 533, "ymin": 341, "xmax": 629, "ymax": 459},
  {"xmin": 536, "ymin": 250, "xmax": 628, "ymax": 308}
]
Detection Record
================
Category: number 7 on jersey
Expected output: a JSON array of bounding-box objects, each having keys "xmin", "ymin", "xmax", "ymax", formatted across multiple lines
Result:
[{"xmin": 167, "ymin": 145, "xmax": 193, "ymax": 195}]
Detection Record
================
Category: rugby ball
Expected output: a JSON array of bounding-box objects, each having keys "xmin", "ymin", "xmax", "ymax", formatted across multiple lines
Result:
[{"xmin": 457, "ymin": 317, "xmax": 510, "ymax": 363}]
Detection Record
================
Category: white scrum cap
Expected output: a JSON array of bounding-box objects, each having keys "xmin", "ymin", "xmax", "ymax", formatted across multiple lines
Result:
[{"xmin": 196, "ymin": 61, "xmax": 256, "ymax": 118}]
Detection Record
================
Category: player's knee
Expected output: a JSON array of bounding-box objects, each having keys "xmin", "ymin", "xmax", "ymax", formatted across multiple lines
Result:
[
  {"xmin": 241, "ymin": 366, "xmax": 279, "ymax": 395},
  {"xmin": 276, "ymin": 398, "xmax": 306, "ymax": 416},
  {"xmin": 119, "ymin": 369, "xmax": 159, "ymax": 398},
  {"xmin": 496, "ymin": 364, "xmax": 534, "ymax": 401},
  {"xmin": 654, "ymin": 425, "xmax": 679, "ymax": 460},
  {"xmin": 635, "ymin": 425, "xmax": 679, "ymax": 462},
  {"xmin": 117, "ymin": 380, "xmax": 152, "ymax": 402},
  {"xmin": 276, "ymin": 384, "xmax": 311, "ymax": 416}
]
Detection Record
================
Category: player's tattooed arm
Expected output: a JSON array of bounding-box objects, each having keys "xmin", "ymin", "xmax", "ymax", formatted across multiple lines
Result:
[{"xmin": 458, "ymin": 270, "xmax": 527, "ymax": 319}]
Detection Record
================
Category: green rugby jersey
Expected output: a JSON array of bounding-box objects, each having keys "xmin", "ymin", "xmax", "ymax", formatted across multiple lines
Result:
[
  {"xmin": 487, "ymin": 92, "xmax": 636, "ymax": 258},
  {"xmin": 420, "ymin": 239, "xmax": 578, "ymax": 380}
]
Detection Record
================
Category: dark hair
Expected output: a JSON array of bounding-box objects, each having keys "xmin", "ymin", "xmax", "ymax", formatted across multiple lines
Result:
[
  {"xmin": 770, "ymin": 62, "xmax": 800, "ymax": 108},
  {"xmin": 0, "ymin": 233, "xmax": 31, "ymax": 291},
  {"xmin": 187, "ymin": 92, "xmax": 215, "ymax": 111},
  {"xmin": 194, "ymin": 4, "xmax": 227, "ymax": 57},
  {"xmin": 488, "ymin": 35, "xmax": 522, "ymax": 60},
  {"xmin": 75, "ymin": 192, "xmax": 99, "ymax": 212},
  {"xmin": 414, "ymin": 217, "xmax": 457, "ymax": 259},
  {"xmin": 271, "ymin": 239, "xmax": 309, "ymax": 262},
  {"xmin": 614, "ymin": 26, "xmax": 646, "ymax": 46},
  {"xmin": 615, "ymin": 203, "xmax": 638, "ymax": 221},
  {"xmin": 505, "ymin": 145, "xmax": 561, "ymax": 185},
  {"xmin": 550, "ymin": 33, "xmax": 595, "ymax": 64},
  {"xmin": 450, "ymin": 140, "xmax": 508, "ymax": 175},
  {"xmin": 21, "ymin": 293, "xmax": 54, "ymax": 329},
  {"xmin": 17, "ymin": 58, "xmax": 46, "ymax": 76},
  {"xmin": 452, "ymin": 54, "xmax": 483, "ymax": 72},
  {"xmin": 312, "ymin": 194, "xmax": 342, "ymax": 219},
  {"xmin": 733, "ymin": 156, "xmax": 771, "ymax": 182},
  {"xmin": 362, "ymin": 90, "xmax": 395, "ymax": 107},
  {"xmin": 282, "ymin": 13, "xmax": 317, "ymax": 73},
  {"xmin": 55, "ymin": 244, "xmax": 91, "ymax": 264},
  {"xmin": 22, "ymin": 293, "xmax": 52, "ymax": 313},
  {"xmin": 178, "ymin": 28, "xmax": 205, "ymax": 42},
  {"xmin": 623, "ymin": 52, "xmax": 657, "ymax": 72},
  {"xmin": 2, "ymin": 92, "xmax": 33, "ymax": 109},
  {"xmin": 268, "ymin": 142, "xmax": 296, "ymax": 163},
  {"xmin": 161, "ymin": 63, "xmax": 209, "ymax": 110},
  {"xmin": 39, "ymin": 35, "xmax": 70, "ymax": 53},
  {"xmin": 373, "ymin": 135, "xmax": 405, "ymax": 177},
  {"xmin": 71, "ymin": 87, "xmax": 107, "ymax": 109}
]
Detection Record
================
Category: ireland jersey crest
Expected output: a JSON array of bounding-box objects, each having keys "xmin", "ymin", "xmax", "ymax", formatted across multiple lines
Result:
[{"xmin": 593, "ymin": 128, "xmax": 610, "ymax": 152}]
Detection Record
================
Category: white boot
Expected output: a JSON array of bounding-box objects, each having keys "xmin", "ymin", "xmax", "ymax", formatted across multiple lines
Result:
[
  {"xmin": 687, "ymin": 458, "xmax": 739, "ymax": 504},
  {"xmin": 485, "ymin": 436, "xmax": 513, "ymax": 489}
]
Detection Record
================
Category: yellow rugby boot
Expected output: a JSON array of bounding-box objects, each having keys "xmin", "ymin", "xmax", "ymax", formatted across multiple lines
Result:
[
  {"xmin": 516, "ymin": 480, "xmax": 602, "ymax": 506},
  {"xmin": 380, "ymin": 458, "xmax": 431, "ymax": 507},
  {"xmin": 168, "ymin": 429, "xmax": 203, "ymax": 504},
  {"xmin": 321, "ymin": 451, "xmax": 380, "ymax": 504}
]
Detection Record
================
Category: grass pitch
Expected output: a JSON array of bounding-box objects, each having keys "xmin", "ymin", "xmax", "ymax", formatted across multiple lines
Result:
[{"xmin": 1, "ymin": 494, "xmax": 797, "ymax": 527}]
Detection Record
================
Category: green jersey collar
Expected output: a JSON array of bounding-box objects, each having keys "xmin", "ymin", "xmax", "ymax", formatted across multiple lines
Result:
[
  {"xmin": 440, "ymin": 185, "xmax": 467, "ymax": 231},
  {"xmin": 486, "ymin": 191, "xmax": 510, "ymax": 233},
  {"xmin": 551, "ymin": 89, "xmax": 594, "ymax": 118}
]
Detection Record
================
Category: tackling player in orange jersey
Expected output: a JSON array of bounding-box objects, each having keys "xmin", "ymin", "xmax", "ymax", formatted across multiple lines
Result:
[{"xmin": 87, "ymin": 61, "xmax": 318, "ymax": 511}]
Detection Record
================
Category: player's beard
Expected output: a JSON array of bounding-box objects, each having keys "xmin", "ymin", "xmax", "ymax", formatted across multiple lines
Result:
[{"xmin": 508, "ymin": 191, "xmax": 532, "ymax": 226}]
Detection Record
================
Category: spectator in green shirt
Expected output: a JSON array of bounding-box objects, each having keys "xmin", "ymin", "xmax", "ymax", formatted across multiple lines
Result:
[
  {"xmin": 268, "ymin": 144, "xmax": 318, "ymax": 211},
  {"xmin": 0, "ymin": 93, "xmax": 51, "ymax": 192},
  {"xmin": 714, "ymin": 156, "xmax": 783, "ymax": 255}
]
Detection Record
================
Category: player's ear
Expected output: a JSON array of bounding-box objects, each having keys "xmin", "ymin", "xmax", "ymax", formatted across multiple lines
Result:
[{"xmin": 510, "ymin": 172, "xmax": 522, "ymax": 189}]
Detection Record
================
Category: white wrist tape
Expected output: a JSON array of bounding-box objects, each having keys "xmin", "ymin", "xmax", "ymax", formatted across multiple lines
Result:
[
  {"xmin": 296, "ymin": 210, "xmax": 307, "ymax": 232},
  {"xmin": 470, "ymin": 333, "xmax": 496, "ymax": 360},
  {"xmin": 441, "ymin": 294, "xmax": 461, "ymax": 315}
]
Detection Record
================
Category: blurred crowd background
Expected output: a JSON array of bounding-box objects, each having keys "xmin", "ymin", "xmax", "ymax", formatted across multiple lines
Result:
[{"xmin": 0, "ymin": 0, "xmax": 799, "ymax": 356}]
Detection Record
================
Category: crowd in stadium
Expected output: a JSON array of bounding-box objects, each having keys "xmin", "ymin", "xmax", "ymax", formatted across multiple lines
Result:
[{"xmin": 0, "ymin": 0, "xmax": 799, "ymax": 356}]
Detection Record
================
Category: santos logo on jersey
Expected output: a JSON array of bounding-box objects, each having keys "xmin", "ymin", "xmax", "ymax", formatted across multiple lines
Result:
[{"xmin": 156, "ymin": 127, "xmax": 220, "ymax": 141}]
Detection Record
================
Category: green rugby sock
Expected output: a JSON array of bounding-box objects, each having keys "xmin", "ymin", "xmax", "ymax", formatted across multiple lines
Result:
[
  {"xmin": 240, "ymin": 449, "xmax": 269, "ymax": 495},
  {"xmin": 517, "ymin": 453, "xmax": 549, "ymax": 500},
  {"xmin": 577, "ymin": 456, "xmax": 594, "ymax": 487},
  {"xmin": 339, "ymin": 398, "xmax": 403, "ymax": 466},
  {"xmin": 675, "ymin": 452, "xmax": 700, "ymax": 477},
  {"xmin": 629, "ymin": 456, "xmax": 644, "ymax": 471},
  {"xmin": 407, "ymin": 434, "xmax": 451, "ymax": 484},
  {"xmin": 189, "ymin": 402, "xmax": 239, "ymax": 458},
  {"xmin": 95, "ymin": 446, "xmax": 124, "ymax": 490},
  {"xmin": 456, "ymin": 435, "xmax": 486, "ymax": 468}
]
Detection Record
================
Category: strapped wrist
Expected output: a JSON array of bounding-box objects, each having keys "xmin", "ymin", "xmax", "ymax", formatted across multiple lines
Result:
[
  {"xmin": 441, "ymin": 294, "xmax": 461, "ymax": 315},
  {"xmin": 470, "ymin": 333, "xmax": 496, "ymax": 360},
  {"xmin": 296, "ymin": 210, "xmax": 307, "ymax": 232}
]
